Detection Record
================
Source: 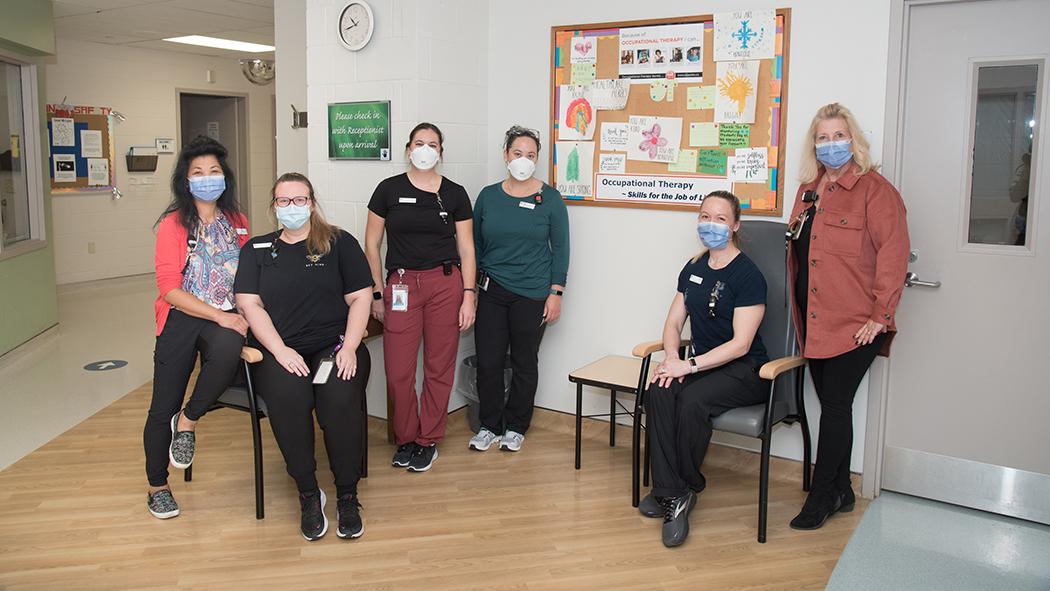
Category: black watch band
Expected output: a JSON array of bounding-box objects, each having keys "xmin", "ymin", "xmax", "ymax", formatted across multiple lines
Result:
[
  {"xmin": 372, "ymin": 291, "xmax": 383, "ymax": 301},
  {"xmin": 549, "ymin": 288, "xmax": 563, "ymax": 296}
]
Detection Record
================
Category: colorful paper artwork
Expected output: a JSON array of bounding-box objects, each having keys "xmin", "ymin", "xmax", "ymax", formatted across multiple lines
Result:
[
  {"xmin": 715, "ymin": 61, "xmax": 759, "ymax": 123},
  {"xmin": 570, "ymin": 36, "xmax": 597, "ymax": 64},
  {"xmin": 713, "ymin": 9, "xmax": 775, "ymax": 61},
  {"xmin": 556, "ymin": 141, "xmax": 595, "ymax": 196},
  {"xmin": 698, "ymin": 149, "xmax": 728, "ymax": 176},
  {"xmin": 626, "ymin": 116, "xmax": 682, "ymax": 163},
  {"xmin": 649, "ymin": 80, "xmax": 677, "ymax": 102},
  {"xmin": 718, "ymin": 123, "xmax": 750, "ymax": 148},
  {"xmin": 558, "ymin": 85, "xmax": 595, "ymax": 141}
]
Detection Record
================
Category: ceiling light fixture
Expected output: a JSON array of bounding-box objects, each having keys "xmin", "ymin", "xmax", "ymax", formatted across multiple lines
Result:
[{"xmin": 163, "ymin": 35, "xmax": 275, "ymax": 53}]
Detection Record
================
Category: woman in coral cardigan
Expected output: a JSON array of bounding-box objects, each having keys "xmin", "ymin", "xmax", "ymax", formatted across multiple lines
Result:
[{"xmin": 145, "ymin": 136, "xmax": 249, "ymax": 520}]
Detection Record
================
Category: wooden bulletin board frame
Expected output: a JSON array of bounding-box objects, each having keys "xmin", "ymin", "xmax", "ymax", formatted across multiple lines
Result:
[
  {"xmin": 548, "ymin": 9, "xmax": 791, "ymax": 216},
  {"xmin": 46, "ymin": 104, "xmax": 117, "ymax": 193}
]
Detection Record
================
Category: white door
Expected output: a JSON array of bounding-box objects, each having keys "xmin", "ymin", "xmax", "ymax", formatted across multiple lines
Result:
[{"xmin": 881, "ymin": 0, "xmax": 1050, "ymax": 524}]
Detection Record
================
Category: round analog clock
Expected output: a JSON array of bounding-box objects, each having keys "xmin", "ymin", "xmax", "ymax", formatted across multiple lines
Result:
[{"xmin": 338, "ymin": 1, "xmax": 375, "ymax": 51}]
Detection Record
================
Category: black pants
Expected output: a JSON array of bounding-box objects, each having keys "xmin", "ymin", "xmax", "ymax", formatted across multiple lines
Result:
[
  {"xmin": 145, "ymin": 309, "xmax": 244, "ymax": 487},
  {"xmin": 253, "ymin": 343, "xmax": 370, "ymax": 497},
  {"xmin": 646, "ymin": 358, "xmax": 768, "ymax": 498},
  {"xmin": 474, "ymin": 279, "xmax": 546, "ymax": 435},
  {"xmin": 807, "ymin": 333, "xmax": 886, "ymax": 496}
]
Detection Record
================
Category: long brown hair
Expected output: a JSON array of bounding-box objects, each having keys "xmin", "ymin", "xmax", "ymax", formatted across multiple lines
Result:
[
  {"xmin": 271, "ymin": 172, "xmax": 339, "ymax": 256},
  {"xmin": 691, "ymin": 190, "xmax": 743, "ymax": 263}
]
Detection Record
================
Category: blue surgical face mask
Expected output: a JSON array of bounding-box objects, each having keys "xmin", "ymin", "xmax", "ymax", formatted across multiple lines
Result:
[
  {"xmin": 815, "ymin": 139, "xmax": 853, "ymax": 169},
  {"xmin": 276, "ymin": 203, "xmax": 311, "ymax": 230},
  {"xmin": 697, "ymin": 222, "xmax": 731, "ymax": 250},
  {"xmin": 188, "ymin": 175, "xmax": 226, "ymax": 202}
]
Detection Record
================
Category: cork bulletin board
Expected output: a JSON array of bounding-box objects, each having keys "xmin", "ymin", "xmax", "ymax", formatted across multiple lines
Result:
[
  {"xmin": 46, "ymin": 104, "xmax": 117, "ymax": 193},
  {"xmin": 549, "ymin": 9, "xmax": 790, "ymax": 215}
]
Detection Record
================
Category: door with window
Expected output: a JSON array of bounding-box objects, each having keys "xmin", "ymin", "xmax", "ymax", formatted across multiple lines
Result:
[{"xmin": 882, "ymin": 0, "xmax": 1049, "ymax": 524}]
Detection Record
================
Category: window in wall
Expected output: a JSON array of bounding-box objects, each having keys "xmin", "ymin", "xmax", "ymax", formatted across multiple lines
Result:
[
  {"xmin": 967, "ymin": 63, "xmax": 1039, "ymax": 247},
  {"xmin": 0, "ymin": 56, "xmax": 43, "ymax": 255}
]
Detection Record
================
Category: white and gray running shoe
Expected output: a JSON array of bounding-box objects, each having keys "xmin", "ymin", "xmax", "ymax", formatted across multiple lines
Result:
[
  {"xmin": 147, "ymin": 489, "xmax": 180, "ymax": 519},
  {"xmin": 499, "ymin": 430, "xmax": 525, "ymax": 452},
  {"xmin": 169, "ymin": 412, "xmax": 195, "ymax": 469},
  {"xmin": 468, "ymin": 428, "xmax": 501, "ymax": 451}
]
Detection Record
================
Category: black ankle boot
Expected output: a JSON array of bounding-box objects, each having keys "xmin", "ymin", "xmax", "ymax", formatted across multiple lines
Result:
[
  {"xmin": 838, "ymin": 486, "xmax": 856, "ymax": 513},
  {"xmin": 789, "ymin": 490, "xmax": 836, "ymax": 530}
]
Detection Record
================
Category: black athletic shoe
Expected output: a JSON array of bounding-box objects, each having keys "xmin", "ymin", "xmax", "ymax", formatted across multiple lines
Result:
[
  {"xmin": 661, "ymin": 490, "xmax": 697, "ymax": 548},
  {"xmin": 299, "ymin": 489, "xmax": 328, "ymax": 541},
  {"xmin": 639, "ymin": 493, "xmax": 665, "ymax": 518},
  {"xmin": 392, "ymin": 443, "xmax": 419, "ymax": 467},
  {"xmin": 336, "ymin": 494, "xmax": 364, "ymax": 539},
  {"xmin": 407, "ymin": 444, "xmax": 438, "ymax": 472}
]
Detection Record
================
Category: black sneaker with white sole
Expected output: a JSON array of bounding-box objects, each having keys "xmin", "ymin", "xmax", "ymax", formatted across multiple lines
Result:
[
  {"xmin": 299, "ymin": 489, "xmax": 328, "ymax": 541},
  {"xmin": 169, "ymin": 412, "xmax": 195, "ymax": 469},
  {"xmin": 392, "ymin": 442, "xmax": 419, "ymax": 468},
  {"xmin": 336, "ymin": 494, "xmax": 364, "ymax": 539},
  {"xmin": 407, "ymin": 444, "xmax": 438, "ymax": 472},
  {"xmin": 661, "ymin": 490, "xmax": 697, "ymax": 548},
  {"xmin": 147, "ymin": 489, "xmax": 180, "ymax": 519}
]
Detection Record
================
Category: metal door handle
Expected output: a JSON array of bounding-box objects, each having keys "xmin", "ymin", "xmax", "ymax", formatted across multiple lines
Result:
[{"xmin": 904, "ymin": 271, "xmax": 941, "ymax": 289}]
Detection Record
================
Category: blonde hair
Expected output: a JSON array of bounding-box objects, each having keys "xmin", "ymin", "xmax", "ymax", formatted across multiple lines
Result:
[
  {"xmin": 799, "ymin": 103, "xmax": 878, "ymax": 184},
  {"xmin": 691, "ymin": 191, "xmax": 743, "ymax": 263},
  {"xmin": 271, "ymin": 172, "xmax": 340, "ymax": 256}
]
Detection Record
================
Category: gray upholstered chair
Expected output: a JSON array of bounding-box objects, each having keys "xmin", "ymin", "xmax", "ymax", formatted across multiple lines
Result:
[{"xmin": 630, "ymin": 219, "xmax": 811, "ymax": 543}]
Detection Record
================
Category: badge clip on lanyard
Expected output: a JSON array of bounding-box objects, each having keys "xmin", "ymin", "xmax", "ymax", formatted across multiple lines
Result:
[
  {"xmin": 313, "ymin": 336, "xmax": 344, "ymax": 384},
  {"xmin": 391, "ymin": 268, "xmax": 409, "ymax": 312}
]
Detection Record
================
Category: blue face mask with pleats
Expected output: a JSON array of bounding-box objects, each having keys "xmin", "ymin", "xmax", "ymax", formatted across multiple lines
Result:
[
  {"xmin": 697, "ymin": 222, "xmax": 731, "ymax": 250},
  {"xmin": 815, "ymin": 139, "xmax": 853, "ymax": 169},
  {"xmin": 188, "ymin": 175, "xmax": 226, "ymax": 202}
]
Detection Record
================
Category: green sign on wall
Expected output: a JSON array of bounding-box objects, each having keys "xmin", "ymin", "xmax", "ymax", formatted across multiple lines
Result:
[{"xmin": 327, "ymin": 101, "xmax": 391, "ymax": 160}]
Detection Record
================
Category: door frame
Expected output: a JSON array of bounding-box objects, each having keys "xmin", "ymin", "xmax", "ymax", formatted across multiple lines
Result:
[
  {"xmin": 867, "ymin": 0, "xmax": 1050, "ymax": 525},
  {"xmin": 174, "ymin": 89, "xmax": 252, "ymax": 229}
]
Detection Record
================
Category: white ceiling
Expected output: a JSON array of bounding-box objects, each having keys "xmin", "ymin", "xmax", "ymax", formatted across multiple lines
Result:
[{"xmin": 52, "ymin": 0, "xmax": 275, "ymax": 58}]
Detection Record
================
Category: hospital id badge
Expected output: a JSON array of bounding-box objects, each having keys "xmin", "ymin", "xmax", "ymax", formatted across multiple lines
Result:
[
  {"xmin": 391, "ymin": 284, "xmax": 409, "ymax": 312},
  {"xmin": 313, "ymin": 358, "xmax": 334, "ymax": 384}
]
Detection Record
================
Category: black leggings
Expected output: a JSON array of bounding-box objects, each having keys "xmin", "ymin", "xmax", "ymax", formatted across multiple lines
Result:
[
  {"xmin": 646, "ymin": 358, "xmax": 768, "ymax": 498},
  {"xmin": 252, "ymin": 343, "xmax": 370, "ymax": 497},
  {"xmin": 145, "ymin": 309, "xmax": 244, "ymax": 487},
  {"xmin": 807, "ymin": 334, "xmax": 886, "ymax": 495},
  {"xmin": 474, "ymin": 280, "xmax": 547, "ymax": 435}
]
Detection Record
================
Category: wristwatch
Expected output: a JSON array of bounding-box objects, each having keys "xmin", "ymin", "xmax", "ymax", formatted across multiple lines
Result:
[
  {"xmin": 372, "ymin": 291, "xmax": 383, "ymax": 301},
  {"xmin": 688, "ymin": 357, "xmax": 698, "ymax": 373},
  {"xmin": 549, "ymin": 288, "xmax": 564, "ymax": 296}
]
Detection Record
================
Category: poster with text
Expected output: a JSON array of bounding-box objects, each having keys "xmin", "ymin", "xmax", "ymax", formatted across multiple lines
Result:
[
  {"xmin": 556, "ymin": 141, "xmax": 595, "ymax": 197},
  {"xmin": 87, "ymin": 158, "xmax": 109, "ymax": 186},
  {"xmin": 328, "ymin": 101, "xmax": 392, "ymax": 160},
  {"xmin": 618, "ymin": 24, "xmax": 703, "ymax": 83},
  {"xmin": 557, "ymin": 85, "xmax": 596, "ymax": 141},
  {"xmin": 714, "ymin": 9, "xmax": 775, "ymax": 61},
  {"xmin": 626, "ymin": 116, "xmax": 682, "ymax": 164},
  {"xmin": 590, "ymin": 79, "xmax": 630, "ymax": 110},
  {"xmin": 714, "ymin": 60, "xmax": 760, "ymax": 123}
]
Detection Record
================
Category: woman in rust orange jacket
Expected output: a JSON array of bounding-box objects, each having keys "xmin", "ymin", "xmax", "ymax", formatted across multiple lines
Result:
[{"xmin": 786, "ymin": 103, "xmax": 910, "ymax": 530}]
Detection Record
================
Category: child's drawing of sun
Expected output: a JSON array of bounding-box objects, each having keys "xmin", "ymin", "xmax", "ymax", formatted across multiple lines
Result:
[{"xmin": 718, "ymin": 72, "xmax": 754, "ymax": 115}]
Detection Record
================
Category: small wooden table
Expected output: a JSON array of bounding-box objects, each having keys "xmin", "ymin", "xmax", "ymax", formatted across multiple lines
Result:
[{"xmin": 567, "ymin": 355, "xmax": 645, "ymax": 470}]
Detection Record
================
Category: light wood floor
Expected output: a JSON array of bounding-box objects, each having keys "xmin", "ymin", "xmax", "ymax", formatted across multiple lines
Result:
[{"xmin": 0, "ymin": 382, "xmax": 865, "ymax": 590}]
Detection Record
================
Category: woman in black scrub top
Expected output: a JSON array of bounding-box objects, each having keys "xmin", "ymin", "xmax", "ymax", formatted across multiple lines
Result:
[{"xmin": 235, "ymin": 173, "xmax": 373, "ymax": 542}]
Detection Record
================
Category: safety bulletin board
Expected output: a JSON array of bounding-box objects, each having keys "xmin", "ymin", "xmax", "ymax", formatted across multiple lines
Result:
[
  {"xmin": 549, "ymin": 9, "xmax": 790, "ymax": 215},
  {"xmin": 46, "ymin": 104, "xmax": 116, "ymax": 193}
]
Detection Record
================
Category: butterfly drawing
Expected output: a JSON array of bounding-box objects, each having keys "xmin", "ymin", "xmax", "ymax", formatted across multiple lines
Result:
[
  {"xmin": 574, "ymin": 39, "xmax": 592, "ymax": 56},
  {"xmin": 639, "ymin": 123, "xmax": 668, "ymax": 159}
]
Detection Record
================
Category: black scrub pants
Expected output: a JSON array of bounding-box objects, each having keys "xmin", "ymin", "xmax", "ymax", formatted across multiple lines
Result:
[
  {"xmin": 474, "ymin": 280, "xmax": 546, "ymax": 435},
  {"xmin": 646, "ymin": 357, "xmax": 768, "ymax": 498},
  {"xmin": 252, "ymin": 343, "xmax": 370, "ymax": 498},
  {"xmin": 145, "ymin": 309, "xmax": 244, "ymax": 487},
  {"xmin": 807, "ymin": 333, "xmax": 886, "ymax": 496}
]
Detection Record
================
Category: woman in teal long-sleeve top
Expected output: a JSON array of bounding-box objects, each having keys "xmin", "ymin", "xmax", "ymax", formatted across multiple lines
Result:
[{"xmin": 468, "ymin": 126, "xmax": 570, "ymax": 453}]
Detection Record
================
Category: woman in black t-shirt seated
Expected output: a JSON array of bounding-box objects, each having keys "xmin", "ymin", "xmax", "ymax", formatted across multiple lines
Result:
[
  {"xmin": 235, "ymin": 172, "xmax": 374, "ymax": 542},
  {"xmin": 364, "ymin": 123, "xmax": 477, "ymax": 473},
  {"xmin": 640, "ymin": 190, "xmax": 770, "ymax": 548}
]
